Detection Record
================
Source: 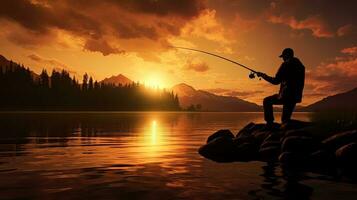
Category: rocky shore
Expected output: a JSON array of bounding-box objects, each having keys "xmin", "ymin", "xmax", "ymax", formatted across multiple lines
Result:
[{"xmin": 199, "ymin": 120, "xmax": 357, "ymax": 178}]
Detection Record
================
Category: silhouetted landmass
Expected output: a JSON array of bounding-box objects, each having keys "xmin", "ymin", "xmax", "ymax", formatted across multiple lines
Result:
[
  {"xmin": 100, "ymin": 74, "xmax": 133, "ymax": 86},
  {"xmin": 172, "ymin": 83, "xmax": 261, "ymax": 111},
  {"xmin": 304, "ymin": 87, "xmax": 357, "ymax": 111},
  {"xmin": 0, "ymin": 56, "xmax": 180, "ymax": 111}
]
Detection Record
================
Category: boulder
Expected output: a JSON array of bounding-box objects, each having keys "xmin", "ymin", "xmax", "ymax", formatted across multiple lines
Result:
[
  {"xmin": 310, "ymin": 149, "xmax": 336, "ymax": 166},
  {"xmin": 260, "ymin": 140, "xmax": 281, "ymax": 149},
  {"xmin": 322, "ymin": 130, "xmax": 357, "ymax": 152},
  {"xmin": 281, "ymin": 136, "xmax": 318, "ymax": 155},
  {"xmin": 198, "ymin": 136, "xmax": 236, "ymax": 162},
  {"xmin": 335, "ymin": 142, "xmax": 357, "ymax": 177},
  {"xmin": 279, "ymin": 152, "xmax": 307, "ymax": 167},
  {"xmin": 263, "ymin": 132, "xmax": 282, "ymax": 143},
  {"xmin": 259, "ymin": 146, "xmax": 281, "ymax": 162},
  {"xmin": 280, "ymin": 119, "xmax": 313, "ymax": 130},
  {"xmin": 283, "ymin": 129, "xmax": 313, "ymax": 140},
  {"xmin": 235, "ymin": 122, "xmax": 256, "ymax": 138},
  {"xmin": 253, "ymin": 130, "xmax": 273, "ymax": 142},
  {"xmin": 232, "ymin": 136, "xmax": 255, "ymax": 146},
  {"xmin": 207, "ymin": 129, "xmax": 234, "ymax": 143},
  {"xmin": 236, "ymin": 123, "xmax": 269, "ymax": 138},
  {"xmin": 335, "ymin": 142, "xmax": 357, "ymax": 168},
  {"xmin": 235, "ymin": 142, "xmax": 259, "ymax": 161}
]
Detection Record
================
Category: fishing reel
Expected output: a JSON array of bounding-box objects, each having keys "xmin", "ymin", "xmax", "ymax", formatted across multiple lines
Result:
[{"xmin": 249, "ymin": 72, "xmax": 261, "ymax": 80}]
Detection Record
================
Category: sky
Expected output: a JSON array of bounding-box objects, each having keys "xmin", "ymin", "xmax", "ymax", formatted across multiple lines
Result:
[{"xmin": 0, "ymin": 0, "xmax": 356, "ymax": 105}]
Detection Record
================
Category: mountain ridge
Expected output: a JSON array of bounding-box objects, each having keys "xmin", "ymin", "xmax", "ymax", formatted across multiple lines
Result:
[
  {"xmin": 172, "ymin": 83, "xmax": 262, "ymax": 111},
  {"xmin": 100, "ymin": 74, "xmax": 133, "ymax": 86},
  {"xmin": 303, "ymin": 87, "xmax": 357, "ymax": 111}
]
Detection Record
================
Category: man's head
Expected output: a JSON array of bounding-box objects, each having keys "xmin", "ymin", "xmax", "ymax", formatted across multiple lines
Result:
[{"xmin": 279, "ymin": 48, "xmax": 294, "ymax": 61}]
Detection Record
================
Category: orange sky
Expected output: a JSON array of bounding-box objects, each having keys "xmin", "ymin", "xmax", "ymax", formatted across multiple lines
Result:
[{"xmin": 0, "ymin": 0, "xmax": 356, "ymax": 105}]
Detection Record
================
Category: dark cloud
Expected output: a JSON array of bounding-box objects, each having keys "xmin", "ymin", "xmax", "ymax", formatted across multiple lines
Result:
[
  {"xmin": 184, "ymin": 59, "xmax": 209, "ymax": 72},
  {"xmin": 28, "ymin": 53, "xmax": 77, "ymax": 75},
  {"xmin": 337, "ymin": 24, "xmax": 353, "ymax": 37},
  {"xmin": 84, "ymin": 39, "xmax": 125, "ymax": 56},
  {"xmin": 0, "ymin": 0, "xmax": 206, "ymax": 56},
  {"xmin": 307, "ymin": 46, "xmax": 357, "ymax": 94},
  {"xmin": 268, "ymin": 15, "xmax": 334, "ymax": 38},
  {"xmin": 28, "ymin": 53, "xmax": 67, "ymax": 68},
  {"xmin": 118, "ymin": 0, "xmax": 205, "ymax": 18},
  {"xmin": 267, "ymin": 0, "xmax": 357, "ymax": 38}
]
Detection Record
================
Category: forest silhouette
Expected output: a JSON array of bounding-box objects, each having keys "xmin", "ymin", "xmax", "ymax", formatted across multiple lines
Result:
[{"xmin": 0, "ymin": 61, "xmax": 180, "ymax": 111}]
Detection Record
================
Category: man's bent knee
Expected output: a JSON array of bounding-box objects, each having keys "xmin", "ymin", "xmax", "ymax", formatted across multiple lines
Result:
[{"xmin": 263, "ymin": 96, "xmax": 272, "ymax": 106}]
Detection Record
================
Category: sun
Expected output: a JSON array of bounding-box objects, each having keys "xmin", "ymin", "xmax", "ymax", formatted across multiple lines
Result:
[{"xmin": 145, "ymin": 74, "xmax": 165, "ymax": 88}]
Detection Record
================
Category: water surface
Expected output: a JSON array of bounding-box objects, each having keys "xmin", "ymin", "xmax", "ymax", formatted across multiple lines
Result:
[{"xmin": 0, "ymin": 112, "xmax": 356, "ymax": 199}]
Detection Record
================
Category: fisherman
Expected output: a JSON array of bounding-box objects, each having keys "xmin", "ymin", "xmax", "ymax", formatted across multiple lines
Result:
[{"xmin": 256, "ymin": 48, "xmax": 305, "ymax": 127}]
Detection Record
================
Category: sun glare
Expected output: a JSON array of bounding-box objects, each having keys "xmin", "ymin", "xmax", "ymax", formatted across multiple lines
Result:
[
  {"xmin": 145, "ymin": 74, "xmax": 164, "ymax": 88},
  {"xmin": 151, "ymin": 120, "xmax": 157, "ymax": 145}
]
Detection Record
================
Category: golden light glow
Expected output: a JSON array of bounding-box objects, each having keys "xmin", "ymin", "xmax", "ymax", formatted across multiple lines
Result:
[
  {"xmin": 151, "ymin": 120, "xmax": 157, "ymax": 145},
  {"xmin": 144, "ymin": 73, "xmax": 164, "ymax": 88}
]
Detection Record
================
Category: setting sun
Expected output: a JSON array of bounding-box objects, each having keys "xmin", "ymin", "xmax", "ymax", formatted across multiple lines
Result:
[{"xmin": 144, "ymin": 74, "xmax": 165, "ymax": 88}]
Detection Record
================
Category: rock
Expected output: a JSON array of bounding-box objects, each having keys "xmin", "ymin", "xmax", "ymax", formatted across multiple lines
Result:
[
  {"xmin": 281, "ymin": 119, "xmax": 313, "ymax": 130},
  {"xmin": 235, "ymin": 142, "xmax": 259, "ymax": 161},
  {"xmin": 308, "ymin": 149, "xmax": 339, "ymax": 175},
  {"xmin": 279, "ymin": 152, "xmax": 307, "ymax": 167},
  {"xmin": 259, "ymin": 146, "xmax": 281, "ymax": 162},
  {"xmin": 263, "ymin": 132, "xmax": 282, "ymax": 143},
  {"xmin": 335, "ymin": 143, "xmax": 357, "ymax": 169},
  {"xmin": 235, "ymin": 122, "xmax": 256, "ymax": 138},
  {"xmin": 281, "ymin": 136, "xmax": 318, "ymax": 155},
  {"xmin": 232, "ymin": 136, "xmax": 255, "ymax": 146},
  {"xmin": 310, "ymin": 149, "xmax": 336, "ymax": 166},
  {"xmin": 260, "ymin": 140, "xmax": 281, "ymax": 149},
  {"xmin": 252, "ymin": 130, "xmax": 271, "ymax": 144},
  {"xmin": 322, "ymin": 130, "xmax": 357, "ymax": 152},
  {"xmin": 198, "ymin": 136, "xmax": 236, "ymax": 162},
  {"xmin": 283, "ymin": 129, "xmax": 313, "ymax": 140},
  {"xmin": 207, "ymin": 129, "xmax": 234, "ymax": 143},
  {"xmin": 236, "ymin": 123, "xmax": 269, "ymax": 138}
]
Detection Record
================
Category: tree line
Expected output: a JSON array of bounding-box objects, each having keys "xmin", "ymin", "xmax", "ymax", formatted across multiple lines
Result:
[{"xmin": 0, "ymin": 61, "xmax": 180, "ymax": 111}]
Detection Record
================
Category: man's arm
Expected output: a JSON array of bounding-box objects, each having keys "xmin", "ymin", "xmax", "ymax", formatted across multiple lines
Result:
[{"xmin": 256, "ymin": 65, "xmax": 283, "ymax": 85}]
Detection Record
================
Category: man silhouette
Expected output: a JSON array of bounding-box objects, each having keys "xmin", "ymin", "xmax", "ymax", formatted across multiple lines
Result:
[{"xmin": 257, "ymin": 48, "xmax": 305, "ymax": 127}]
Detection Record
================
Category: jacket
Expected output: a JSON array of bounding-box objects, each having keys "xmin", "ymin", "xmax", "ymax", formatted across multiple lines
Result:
[{"xmin": 264, "ymin": 57, "xmax": 305, "ymax": 103}]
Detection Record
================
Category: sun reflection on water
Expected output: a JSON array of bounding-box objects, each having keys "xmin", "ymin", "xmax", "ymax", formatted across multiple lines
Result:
[{"xmin": 151, "ymin": 120, "xmax": 157, "ymax": 145}]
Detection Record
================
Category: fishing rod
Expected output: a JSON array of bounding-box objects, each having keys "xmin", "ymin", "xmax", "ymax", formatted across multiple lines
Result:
[{"xmin": 170, "ymin": 46, "xmax": 259, "ymax": 79}]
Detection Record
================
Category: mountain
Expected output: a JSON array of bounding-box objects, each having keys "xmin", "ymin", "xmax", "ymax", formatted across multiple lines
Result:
[
  {"xmin": 0, "ymin": 54, "xmax": 14, "ymax": 71},
  {"xmin": 0, "ymin": 54, "xmax": 39, "ymax": 79},
  {"xmin": 304, "ymin": 87, "xmax": 357, "ymax": 111},
  {"xmin": 100, "ymin": 74, "xmax": 133, "ymax": 86},
  {"xmin": 172, "ymin": 83, "xmax": 262, "ymax": 111}
]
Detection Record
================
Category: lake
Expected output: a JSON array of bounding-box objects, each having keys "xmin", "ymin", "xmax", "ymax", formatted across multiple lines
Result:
[{"xmin": 0, "ymin": 112, "xmax": 356, "ymax": 200}]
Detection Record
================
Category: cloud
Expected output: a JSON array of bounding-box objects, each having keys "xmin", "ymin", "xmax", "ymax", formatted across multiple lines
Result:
[
  {"xmin": 83, "ymin": 38, "xmax": 125, "ymax": 56},
  {"xmin": 337, "ymin": 24, "xmax": 353, "ymax": 37},
  {"xmin": 0, "ymin": 0, "xmax": 206, "ymax": 56},
  {"xmin": 268, "ymin": 15, "xmax": 334, "ymax": 38},
  {"xmin": 181, "ymin": 9, "xmax": 232, "ymax": 44},
  {"xmin": 341, "ymin": 46, "xmax": 357, "ymax": 55},
  {"xmin": 27, "ymin": 53, "xmax": 77, "ymax": 75},
  {"xmin": 306, "ymin": 46, "xmax": 357, "ymax": 95},
  {"xmin": 205, "ymin": 88, "xmax": 264, "ymax": 98},
  {"xmin": 28, "ymin": 54, "xmax": 67, "ymax": 69},
  {"xmin": 184, "ymin": 59, "xmax": 209, "ymax": 72}
]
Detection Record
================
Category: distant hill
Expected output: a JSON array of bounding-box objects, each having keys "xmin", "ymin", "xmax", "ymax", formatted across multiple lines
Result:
[
  {"xmin": 172, "ymin": 83, "xmax": 262, "ymax": 111},
  {"xmin": 0, "ymin": 54, "xmax": 16, "ymax": 71},
  {"xmin": 304, "ymin": 87, "xmax": 357, "ymax": 111},
  {"xmin": 0, "ymin": 54, "xmax": 39, "ymax": 79},
  {"xmin": 100, "ymin": 74, "xmax": 133, "ymax": 86}
]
